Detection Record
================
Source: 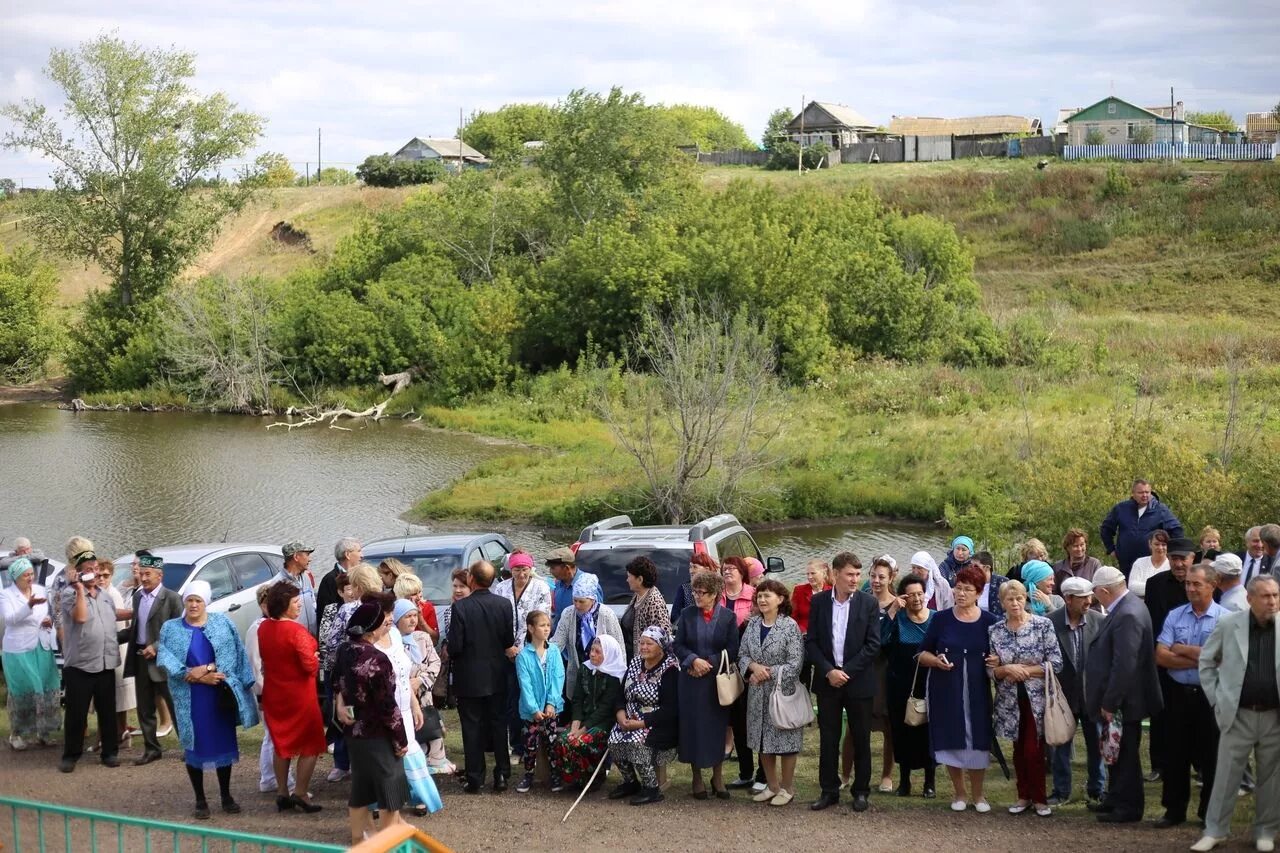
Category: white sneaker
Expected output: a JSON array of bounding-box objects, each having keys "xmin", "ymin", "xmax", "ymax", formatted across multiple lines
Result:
[
  {"xmin": 326, "ymin": 768, "xmax": 350, "ymax": 783},
  {"xmin": 974, "ymin": 800, "xmax": 991, "ymax": 813},
  {"xmin": 751, "ymin": 781, "xmax": 768, "ymax": 794},
  {"xmin": 1189, "ymin": 838, "xmax": 1227, "ymax": 852},
  {"xmin": 951, "ymin": 800, "xmax": 967, "ymax": 812},
  {"xmin": 1257, "ymin": 839, "xmax": 1275, "ymax": 853},
  {"xmin": 9, "ymin": 736, "xmax": 27, "ymax": 751}
]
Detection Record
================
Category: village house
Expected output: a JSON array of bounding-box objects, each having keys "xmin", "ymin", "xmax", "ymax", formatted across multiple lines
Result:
[
  {"xmin": 785, "ymin": 101, "xmax": 878, "ymax": 148},
  {"xmin": 393, "ymin": 137, "xmax": 491, "ymax": 170},
  {"xmin": 887, "ymin": 115, "xmax": 1041, "ymax": 141},
  {"xmin": 1059, "ymin": 97, "xmax": 1226, "ymax": 145},
  {"xmin": 1246, "ymin": 111, "xmax": 1279, "ymax": 143}
]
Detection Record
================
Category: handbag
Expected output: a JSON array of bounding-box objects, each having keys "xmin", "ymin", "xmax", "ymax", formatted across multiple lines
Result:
[
  {"xmin": 904, "ymin": 656, "xmax": 928, "ymax": 726},
  {"xmin": 1043, "ymin": 665, "xmax": 1076, "ymax": 747},
  {"xmin": 214, "ymin": 680, "xmax": 240, "ymax": 720},
  {"xmin": 1100, "ymin": 710, "xmax": 1123, "ymax": 765},
  {"xmin": 416, "ymin": 705, "xmax": 444, "ymax": 743},
  {"xmin": 768, "ymin": 669, "xmax": 814, "ymax": 729},
  {"xmin": 715, "ymin": 649, "xmax": 745, "ymax": 706}
]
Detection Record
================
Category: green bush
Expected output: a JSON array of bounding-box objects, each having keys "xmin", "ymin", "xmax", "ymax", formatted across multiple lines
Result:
[
  {"xmin": 65, "ymin": 292, "xmax": 165, "ymax": 392},
  {"xmin": 1054, "ymin": 219, "xmax": 1111, "ymax": 253},
  {"xmin": 0, "ymin": 247, "xmax": 61, "ymax": 381},
  {"xmin": 1098, "ymin": 165, "xmax": 1131, "ymax": 200},
  {"xmin": 355, "ymin": 154, "xmax": 447, "ymax": 188},
  {"xmin": 764, "ymin": 141, "xmax": 831, "ymax": 171}
]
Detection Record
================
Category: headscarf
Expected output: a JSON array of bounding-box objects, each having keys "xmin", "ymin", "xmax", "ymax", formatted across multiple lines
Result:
[
  {"xmin": 392, "ymin": 598, "xmax": 416, "ymax": 628},
  {"xmin": 573, "ymin": 571, "xmax": 603, "ymax": 652},
  {"xmin": 910, "ymin": 551, "xmax": 940, "ymax": 604},
  {"xmin": 1020, "ymin": 560, "xmax": 1055, "ymax": 615},
  {"xmin": 7, "ymin": 556, "xmax": 33, "ymax": 584},
  {"xmin": 507, "ymin": 552, "xmax": 534, "ymax": 570},
  {"xmin": 184, "ymin": 580, "xmax": 213, "ymax": 607},
  {"xmin": 586, "ymin": 634, "xmax": 628, "ymax": 681},
  {"xmin": 744, "ymin": 557, "xmax": 765, "ymax": 581},
  {"xmin": 951, "ymin": 535, "xmax": 974, "ymax": 555},
  {"xmin": 641, "ymin": 624, "xmax": 671, "ymax": 650},
  {"xmin": 876, "ymin": 554, "xmax": 897, "ymax": 573}
]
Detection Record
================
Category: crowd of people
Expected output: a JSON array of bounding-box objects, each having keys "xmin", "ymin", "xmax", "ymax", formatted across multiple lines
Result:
[{"xmin": 5, "ymin": 479, "xmax": 1280, "ymax": 851}]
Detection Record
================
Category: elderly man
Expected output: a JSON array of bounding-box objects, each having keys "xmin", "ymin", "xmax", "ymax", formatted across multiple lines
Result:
[
  {"xmin": 59, "ymin": 546, "xmax": 122, "ymax": 773},
  {"xmin": 121, "ymin": 551, "xmax": 183, "ymax": 765},
  {"xmin": 1048, "ymin": 577, "xmax": 1106, "ymax": 807},
  {"xmin": 273, "ymin": 542, "xmax": 317, "ymax": 636},
  {"xmin": 315, "ymin": 537, "xmax": 360, "ymax": 637},
  {"xmin": 1087, "ymin": 566, "xmax": 1163, "ymax": 823},
  {"xmin": 1263, "ymin": 525, "xmax": 1280, "ymax": 576},
  {"xmin": 1192, "ymin": 575, "xmax": 1280, "ymax": 852},
  {"xmin": 1155, "ymin": 562, "xmax": 1227, "ymax": 828},
  {"xmin": 545, "ymin": 547, "xmax": 596, "ymax": 632},
  {"xmin": 1100, "ymin": 478, "xmax": 1185, "ymax": 576},
  {"xmin": 1215, "ymin": 554, "xmax": 1247, "ymax": 613},
  {"xmin": 1242, "ymin": 527, "xmax": 1270, "ymax": 586},
  {"xmin": 1144, "ymin": 535, "xmax": 1198, "ymax": 781}
]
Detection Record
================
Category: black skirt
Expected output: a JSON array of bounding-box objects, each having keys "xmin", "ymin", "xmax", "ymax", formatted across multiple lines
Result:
[{"xmin": 347, "ymin": 737, "xmax": 409, "ymax": 811}]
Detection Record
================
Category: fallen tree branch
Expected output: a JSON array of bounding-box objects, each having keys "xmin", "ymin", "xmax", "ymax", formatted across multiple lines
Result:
[{"xmin": 266, "ymin": 367, "xmax": 422, "ymax": 430}]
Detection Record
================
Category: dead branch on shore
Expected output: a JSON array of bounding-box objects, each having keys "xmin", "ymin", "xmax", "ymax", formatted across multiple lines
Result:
[{"xmin": 266, "ymin": 367, "xmax": 421, "ymax": 431}]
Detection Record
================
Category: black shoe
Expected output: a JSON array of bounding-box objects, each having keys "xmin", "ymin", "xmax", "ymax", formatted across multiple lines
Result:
[
  {"xmin": 713, "ymin": 786, "xmax": 731, "ymax": 801},
  {"xmin": 276, "ymin": 795, "xmax": 295, "ymax": 812},
  {"xmin": 134, "ymin": 751, "xmax": 162, "ymax": 766},
  {"xmin": 493, "ymin": 775, "xmax": 508, "ymax": 793},
  {"xmin": 1144, "ymin": 770, "xmax": 1162, "ymax": 783},
  {"xmin": 727, "ymin": 777, "xmax": 754, "ymax": 789},
  {"xmin": 289, "ymin": 794, "xmax": 322, "ymax": 814},
  {"xmin": 221, "ymin": 798, "xmax": 241, "ymax": 814},
  {"xmin": 810, "ymin": 792, "xmax": 839, "ymax": 811},
  {"xmin": 896, "ymin": 784, "xmax": 912, "ymax": 798},
  {"xmin": 922, "ymin": 786, "xmax": 936, "ymax": 799},
  {"xmin": 851, "ymin": 793, "xmax": 869, "ymax": 812},
  {"xmin": 1097, "ymin": 812, "xmax": 1141, "ymax": 824},
  {"xmin": 462, "ymin": 782, "xmax": 482, "ymax": 795},
  {"xmin": 1153, "ymin": 815, "xmax": 1185, "ymax": 829},
  {"xmin": 193, "ymin": 801, "xmax": 210, "ymax": 820},
  {"xmin": 608, "ymin": 781, "xmax": 641, "ymax": 801},
  {"xmin": 58, "ymin": 759, "xmax": 76, "ymax": 773},
  {"xmin": 629, "ymin": 787, "xmax": 664, "ymax": 806},
  {"xmin": 1087, "ymin": 800, "xmax": 1114, "ymax": 813},
  {"xmin": 100, "ymin": 755, "xmax": 120, "ymax": 768}
]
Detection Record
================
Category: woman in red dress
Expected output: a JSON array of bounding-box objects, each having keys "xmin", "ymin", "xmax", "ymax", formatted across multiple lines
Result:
[{"xmin": 259, "ymin": 582, "xmax": 326, "ymax": 814}]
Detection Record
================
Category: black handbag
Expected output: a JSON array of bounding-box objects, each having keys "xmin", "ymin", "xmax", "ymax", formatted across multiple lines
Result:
[
  {"xmin": 215, "ymin": 681, "xmax": 240, "ymax": 720},
  {"xmin": 416, "ymin": 706, "xmax": 444, "ymax": 743}
]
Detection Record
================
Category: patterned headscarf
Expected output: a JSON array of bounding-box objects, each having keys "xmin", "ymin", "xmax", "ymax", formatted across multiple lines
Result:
[
  {"xmin": 7, "ymin": 557, "xmax": 33, "ymax": 583},
  {"xmin": 641, "ymin": 624, "xmax": 670, "ymax": 650}
]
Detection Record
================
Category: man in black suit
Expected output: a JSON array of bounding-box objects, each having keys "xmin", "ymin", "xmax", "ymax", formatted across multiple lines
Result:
[
  {"xmin": 1239, "ymin": 526, "xmax": 1269, "ymax": 586},
  {"xmin": 1048, "ymin": 577, "xmax": 1106, "ymax": 806},
  {"xmin": 447, "ymin": 560, "xmax": 516, "ymax": 793},
  {"xmin": 806, "ymin": 551, "xmax": 881, "ymax": 813},
  {"xmin": 121, "ymin": 552, "xmax": 183, "ymax": 764},
  {"xmin": 1262, "ymin": 525, "xmax": 1280, "ymax": 576},
  {"xmin": 1087, "ymin": 566, "xmax": 1164, "ymax": 823},
  {"xmin": 1144, "ymin": 536, "xmax": 1195, "ymax": 782}
]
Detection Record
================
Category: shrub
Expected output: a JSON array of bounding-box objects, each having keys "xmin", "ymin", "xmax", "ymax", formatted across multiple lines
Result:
[
  {"xmin": 1098, "ymin": 165, "xmax": 1131, "ymax": 200},
  {"xmin": 1054, "ymin": 219, "xmax": 1111, "ymax": 253},
  {"xmin": 0, "ymin": 247, "xmax": 61, "ymax": 381},
  {"xmin": 764, "ymin": 141, "xmax": 831, "ymax": 171},
  {"xmin": 356, "ymin": 154, "xmax": 447, "ymax": 188},
  {"xmin": 1084, "ymin": 129, "xmax": 1106, "ymax": 146}
]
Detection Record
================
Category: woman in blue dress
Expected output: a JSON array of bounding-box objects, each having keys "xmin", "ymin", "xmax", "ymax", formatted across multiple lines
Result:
[
  {"xmin": 881, "ymin": 573, "xmax": 936, "ymax": 798},
  {"xmin": 673, "ymin": 571, "xmax": 739, "ymax": 799},
  {"xmin": 918, "ymin": 565, "xmax": 998, "ymax": 814},
  {"xmin": 157, "ymin": 581, "xmax": 258, "ymax": 819}
]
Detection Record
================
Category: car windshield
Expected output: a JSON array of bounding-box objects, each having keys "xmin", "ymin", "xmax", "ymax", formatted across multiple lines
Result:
[
  {"xmin": 369, "ymin": 552, "xmax": 462, "ymax": 605},
  {"xmin": 575, "ymin": 547, "xmax": 693, "ymax": 605},
  {"xmin": 160, "ymin": 563, "xmax": 196, "ymax": 591}
]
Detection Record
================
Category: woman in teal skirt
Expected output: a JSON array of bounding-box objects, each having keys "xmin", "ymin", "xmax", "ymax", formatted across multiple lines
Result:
[{"xmin": 0, "ymin": 557, "xmax": 61, "ymax": 749}]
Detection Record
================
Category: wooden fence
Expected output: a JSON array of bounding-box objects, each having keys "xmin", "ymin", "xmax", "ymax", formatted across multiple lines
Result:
[
  {"xmin": 694, "ymin": 149, "xmax": 769, "ymax": 166},
  {"xmin": 1063, "ymin": 142, "xmax": 1275, "ymax": 161}
]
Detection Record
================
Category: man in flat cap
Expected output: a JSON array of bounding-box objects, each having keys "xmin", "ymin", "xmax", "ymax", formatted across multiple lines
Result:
[
  {"xmin": 1048, "ymin": 576, "xmax": 1106, "ymax": 807},
  {"xmin": 273, "ymin": 542, "xmax": 318, "ymax": 636}
]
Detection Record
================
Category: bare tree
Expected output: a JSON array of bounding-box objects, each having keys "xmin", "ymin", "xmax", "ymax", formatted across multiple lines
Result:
[{"xmin": 591, "ymin": 298, "xmax": 784, "ymax": 523}]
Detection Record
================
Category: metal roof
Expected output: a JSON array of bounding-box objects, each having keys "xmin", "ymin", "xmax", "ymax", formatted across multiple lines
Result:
[{"xmin": 363, "ymin": 533, "xmax": 499, "ymax": 555}]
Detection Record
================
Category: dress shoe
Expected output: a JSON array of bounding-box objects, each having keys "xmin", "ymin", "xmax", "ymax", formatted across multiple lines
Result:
[
  {"xmin": 727, "ymin": 777, "xmax": 754, "ymax": 789},
  {"xmin": 221, "ymin": 798, "xmax": 241, "ymax": 815},
  {"xmin": 134, "ymin": 751, "xmax": 162, "ymax": 766},
  {"xmin": 629, "ymin": 787, "xmax": 664, "ymax": 806},
  {"xmin": 58, "ymin": 759, "xmax": 76, "ymax": 774},
  {"xmin": 851, "ymin": 793, "xmax": 869, "ymax": 812},
  {"xmin": 1155, "ymin": 815, "xmax": 1187, "ymax": 829},
  {"xmin": 1097, "ymin": 812, "xmax": 1141, "ymax": 824},
  {"xmin": 192, "ymin": 801, "xmax": 210, "ymax": 820},
  {"xmin": 100, "ymin": 755, "xmax": 120, "ymax": 768},
  {"xmin": 922, "ymin": 786, "xmax": 936, "ymax": 799},
  {"xmin": 1189, "ymin": 838, "xmax": 1228, "ymax": 852},
  {"xmin": 492, "ymin": 775, "xmax": 508, "ymax": 793},
  {"xmin": 608, "ymin": 781, "xmax": 640, "ymax": 801},
  {"xmin": 462, "ymin": 782, "xmax": 482, "ymax": 795},
  {"xmin": 810, "ymin": 792, "xmax": 839, "ymax": 811},
  {"xmin": 1087, "ymin": 800, "xmax": 1115, "ymax": 813}
]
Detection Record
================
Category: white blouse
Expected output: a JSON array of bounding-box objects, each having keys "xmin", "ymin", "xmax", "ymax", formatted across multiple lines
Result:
[
  {"xmin": 1128, "ymin": 556, "xmax": 1168, "ymax": 599},
  {"xmin": 0, "ymin": 583, "xmax": 54, "ymax": 654}
]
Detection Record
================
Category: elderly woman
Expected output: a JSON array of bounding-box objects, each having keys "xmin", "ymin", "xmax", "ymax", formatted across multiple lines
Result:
[
  {"xmin": 919, "ymin": 566, "xmax": 998, "ymax": 813},
  {"xmin": 670, "ymin": 552, "xmax": 724, "ymax": 618},
  {"xmin": 1052, "ymin": 528, "xmax": 1101, "ymax": 592},
  {"xmin": 0, "ymin": 556, "xmax": 60, "ymax": 749},
  {"xmin": 738, "ymin": 579, "xmax": 805, "ymax": 806},
  {"xmin": 1198, "ymin": 526, "xmax": 1221, "ymax": 556},
  {"xmin": 552, "ymin": 634, "xmax": 625, "ymax": 789},
  {"xmin": 620, "ymin": 556, "xmax": 670, "ymax": 660},
  {"xmin": 495, "ymin": 549, "xmax": 553, "ymax": 759},
  {"xmin": 157, "ymin": 581, "xmax": 258, "ymax": 819},
  {"xmin": 380, "ymin": 598, "xmax": 441, "ymax": 816},
  {"xmin": 909, "ymin": 551, "xmax": 954, "ymax": 612},
  {"xmin": 868, "ymin": 556, "xmax": 899, "ymax": 792},
  {"xmin": 1020, "ymin": 560, "xmax": 1064, "ymax": 616},
  {"xmin": 985, "ymin": 580, "xmax": 1063, "ymax": 817},
  {"xmin": 1127, "ymin": 530, "xmax": 1170, "ymax": 599},
  {"xmin": 722, "ymin": 557, "xmax": 756, "ymax": 628},
  {"xmin": 393, "ymin": 599, "xmax": 451, "ymax": 775},
  {"xmin": 551, "ymin": 572, "xmax": 625, "ymax": 712},
  {"xmin": 1009, "ymin": 538, "xmax": 1050, "ymax": 584},
  {"xmin": 607, "ymin": 626, "xmax": 680, "ymax": 806},
  {"xmin": 792, "ymin": 559, "xmax": 831, "ymax": 636},
  {"xmin": 882, "ymin": 574, "xmax": 935, "ymax": 798},
  {"xmin": 258, "ymin": 582, "xmax": 325, "ymax": 814},
  {"xmin": 673, "ymin": 570, "xmax": 739, "ymax": 799},
  {"xmin": 334, "ymin": 597, "xmax": 409, "ymax": 845},
  {"xmin": 939, "ymin": 536, "xmax": 974, "ymax": 585}
]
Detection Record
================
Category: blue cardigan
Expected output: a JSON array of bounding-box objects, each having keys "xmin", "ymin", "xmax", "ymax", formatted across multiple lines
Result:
[
  {"xmin": 157, "ymin": 613, "xmax": 259, "ymax": 751},
  {"xmin": 515, "ymin": 642, "xmax": 566, "ymax": 722}
]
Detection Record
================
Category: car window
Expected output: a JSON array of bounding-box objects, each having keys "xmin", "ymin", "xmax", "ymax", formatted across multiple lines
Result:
[
  {"xmin": 193, "ymin": 557, "xmax": 236, "ymax": 602},
  {"xmin": 465, "ymin": 548, "xmax": 481, "ymax": 570},
  {"xmin": 230, "ymin": 553, "xmax": 274, "ymax": 590},
  {"xmin": 481, "ymin": 539, "xmax": 508, "ymax": 564},
  {"xmin": 715, "ymin": 532, "xmax": 750, "ymax": 560},
  {"xmin": 160, "ymin": 563, "xmax": 196, "ymax": 592},
  {"xmin": 263, "ymin": 553, "xmax": 285, "ymax": 574},
  {"xmin": 367, "ymin": 552, "xmax": 461, "ymax": 606},
  {"xmin": 575, "ymin": 547, "xmax": 693, "ymax": 605}
]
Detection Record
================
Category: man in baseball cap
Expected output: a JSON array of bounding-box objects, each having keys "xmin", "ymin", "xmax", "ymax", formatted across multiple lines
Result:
[
  {"xmin": 1048, "ymin": 576, "xmax": 1106, "ymax": 807},
  {"xmin": 273, "ymin": 542, "xmax": 317, "ymax": 635},
  {"xmin": 1211, "ymin": 553, "xmax": 1245, "ymax": 613},
  {"xmin": 545, "ymin": 547, "xmax": 593, "ymax": 632}
]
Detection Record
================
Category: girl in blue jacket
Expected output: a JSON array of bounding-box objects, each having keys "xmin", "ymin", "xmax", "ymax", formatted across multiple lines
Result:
[{"xmin": 515, "ymin": 609, "xmax": 565, "ymax": 792}]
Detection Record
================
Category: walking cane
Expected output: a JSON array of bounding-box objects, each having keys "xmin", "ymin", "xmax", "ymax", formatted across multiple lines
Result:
[{"xmin": 561, "ymin": 750, "xmax": 610, "ymax": 823}]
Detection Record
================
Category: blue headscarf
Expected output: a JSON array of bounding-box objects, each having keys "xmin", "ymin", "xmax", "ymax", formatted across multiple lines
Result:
[
  {"xmin": 573, "ymin": 571, "xmax": 603, "ymax": 652},
  {"xmin": 1020, "ymin": 560, "xmax": 1055, "ymax": 615},
  {"xmin": 951, "ymin": 536, "xmax": 975, "ymax": 554},
  {"xmin": 7, "ymin": 557, "xmax": 33, "ymax": 584}
]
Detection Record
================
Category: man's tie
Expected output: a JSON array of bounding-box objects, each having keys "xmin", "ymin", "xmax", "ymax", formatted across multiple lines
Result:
[{"xmin": 1247, "ymin": 556, "xmax": 1257, "ymax": 583}]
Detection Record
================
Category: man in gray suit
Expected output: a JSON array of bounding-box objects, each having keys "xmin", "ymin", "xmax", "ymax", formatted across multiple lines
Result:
[
  {"xmin": 1193, "ymin": 575, "xmax": 1280, "ymax": 852},
  {"xmin": 1087, "ymin": 566, "xmax": 1164, "ymax": 823},
  {"xmin": 1048, "ymin": 577, "xmax": 1106, "ymax": 806},
  {"xmin": 120, "ymin": 552, "xmax": 183, "ymax": 764}
]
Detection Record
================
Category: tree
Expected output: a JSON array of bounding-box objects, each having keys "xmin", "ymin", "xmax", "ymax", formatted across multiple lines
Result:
[
  {"xmin": 355, "ymin": 153, "xmax": 445, "ymax": 187},
  {"xmin": 1186, "ymin": 110, "xmax": 1237, "ymax": 134},
  {"xmin": 0, "ymin": 247, "xmax": 61, "ymax": 381},
  {"xmin": 761, "ymin": 107, "xmax": 793, "ymax": 151},
  {"xmin": 0, "ymin": 178, "xmax": 15, "ymax": 196},
  {"xmin": 1, "ymin": 34, "xmax": 263, "ymax": 308},
  {"xmin": 1085, "ymin": 128, "xmax": 1106, "ymax": 145},
  {"xmin": 1131, "ymin": 125, "xmax": 1154, "ymax": 144},
  {"xmin": 461, "ymin": 103, "xmax": 556, "ymax": 164},
  {"xmin": 591, "ymin": 298, "xmax": 783, "ymax": 523},
  {"xmin": 243, "ymin": 152, "xmax": 296, "ymax": 188},
  {"xmin": 659, "ymin": 104, "xmax": 752, "ymax": 151},
  {"xmin": 314, "ymin": 167, "xmax": 355, "ymax": 185},
  {"xmin": 1272, "ymin": 102, "xmax": 1280, "ymax": 124}
]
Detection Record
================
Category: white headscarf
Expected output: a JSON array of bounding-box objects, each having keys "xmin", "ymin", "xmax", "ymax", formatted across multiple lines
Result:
[
  {"xmin": 909, "ymin": 551, "xmax": 941, "ymax": 605},
  {"xmin": 184, "ymin": 580, "xmax": 213, "ymax": 607},
  {"xmin": 585, "ymin": 633, "xmax": 627, "ymax": 681}
]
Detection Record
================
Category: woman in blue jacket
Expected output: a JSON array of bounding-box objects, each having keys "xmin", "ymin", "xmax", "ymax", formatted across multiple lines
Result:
[{"xmin": 515, "ymin": 609, "xmax": 565, "ymax": 793}]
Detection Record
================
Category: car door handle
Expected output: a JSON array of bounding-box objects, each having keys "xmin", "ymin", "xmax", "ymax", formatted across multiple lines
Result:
[{"xmin": 227, "ymin": 603, "xmax": 241, "ymax": 612}]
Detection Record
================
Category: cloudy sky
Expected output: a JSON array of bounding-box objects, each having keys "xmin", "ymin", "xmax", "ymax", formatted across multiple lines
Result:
[{"xmin": 2, "ymin": 0, "xmax": 1277, "ymax": 185}]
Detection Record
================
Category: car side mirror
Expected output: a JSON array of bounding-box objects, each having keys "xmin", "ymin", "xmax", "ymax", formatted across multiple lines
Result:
[{"xmin": 766, "ymin": 556, "xmax": 785, "ymax": 574}]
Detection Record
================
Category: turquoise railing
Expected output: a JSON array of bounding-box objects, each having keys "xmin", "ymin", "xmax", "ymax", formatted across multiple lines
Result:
[{"xmin": 0, "ymin": 795, "xmax": 346, "ymax": 853}]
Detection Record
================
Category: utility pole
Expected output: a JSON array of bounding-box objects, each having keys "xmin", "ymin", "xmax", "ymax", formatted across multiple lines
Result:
[
  {"xmin": 305, "ymin": 163, "xmax": 310, "ymax": 186},
  {"xmin": 798, "ymin": 93, "xmax": 805, "ymax": 175},
  {"xmin": 1170, "ymin": 87, "xmax": 1177, "ymax": 160},
  {"xmin": 317, "ymin": 128, "xmax": 322, "ymax": 182}
]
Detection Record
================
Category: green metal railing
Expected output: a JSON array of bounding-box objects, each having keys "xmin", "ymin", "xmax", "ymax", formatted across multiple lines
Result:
[{"xmin": 0, "ymin": 796, "xmax": 346, "ymax": 853}]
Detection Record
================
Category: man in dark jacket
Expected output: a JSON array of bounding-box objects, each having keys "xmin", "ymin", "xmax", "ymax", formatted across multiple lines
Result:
[
  {"xmin": 1100, "ymin": 479, "xmax": 1184, "ymax": 576},
  {"xmin": 1048, "ymin": 577, "xmax": 1105, "ymax": 805},
  {"xmin": 121, "ymin": 552, "xmax": 183, "ymax": 764},
  {"xmin": 1142, "ymin": 536, "xmax": 1196, "ymax": 783},
  {"xmin": 1087, "ymin": 567, "xmax": 1164, "ymax": 823},
  {"xmin": 447, "ymin": 560, "xmax": 516, "ymax": 793}
]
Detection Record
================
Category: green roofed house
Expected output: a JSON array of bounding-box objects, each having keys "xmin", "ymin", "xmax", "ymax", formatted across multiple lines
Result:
[{"xmin": 1062, "ymin": 96, "xmax": 1189, "ymax": 146}]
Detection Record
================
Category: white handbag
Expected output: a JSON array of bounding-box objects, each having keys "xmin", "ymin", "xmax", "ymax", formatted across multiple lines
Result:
[
  {"xmin": 768, "ymin": 669, "xmax": 814, "ymax": 730},
  {"xmin": 1043, "ymin": 666, "xmax": 1076, "ymax": 747},
  {"xmin": 715, "ymin": 649, "xmax": 745, "ymax": 706}
]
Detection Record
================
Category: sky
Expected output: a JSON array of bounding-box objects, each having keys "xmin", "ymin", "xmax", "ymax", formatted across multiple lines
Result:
[{"xmin": 2, "ymin": 0, "xmax": 1277, "ymax": 186}]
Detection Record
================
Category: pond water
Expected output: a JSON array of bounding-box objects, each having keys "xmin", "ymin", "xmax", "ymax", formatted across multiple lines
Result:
[{"xmin": 0, "ymin": 404, "xmax": 952, "ymax": 577}]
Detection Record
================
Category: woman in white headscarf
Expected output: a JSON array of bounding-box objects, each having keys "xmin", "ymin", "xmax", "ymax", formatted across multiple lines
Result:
[
  {"xmin": 550, "ymin": 634, "xmax": 626, "ymax": 790},
  {"xmin": 909, "ymin": 551, "xmax": 954, "ymax": 611}
]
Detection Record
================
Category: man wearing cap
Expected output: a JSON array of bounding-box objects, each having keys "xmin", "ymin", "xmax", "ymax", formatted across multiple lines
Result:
[
  {"xmin": 546, "ymin": 547, "xmax": 596, "ymax": 633},
  {"xmin": 1215, "ymin": 554, "xmax": 1247, "ymax": 613},
  {"xmin": 1100, "ymin": 478, "xmax": 1185, "ymax": 576},
  {"xmin": 1087, "ymin": 566, "xmax": 1163, "ymax": 823},
  {"xmin": 121, "ymin": 551, "xmax": 183, "ymax": 765},
  {"xmin": 1193, "ymin": 575, "xmax": 1280, "ymax": 852},
  {"xmin": 273, "ymin": 542, "xmax": 318, "ymax": 637},
  {"xmin": 1154, "ymin": 562, "xmax": 1227, "ymax": 828},
  {"xmin": 59, "ymin": 545, "xmax": 122, "ymax": 773},
  {"xmin": 1047, "ymin": 577, "xmax": 1106, "ymax": 806},
  {"xmin": 1145, "ymin": 536, "xmax": 1198, "ymax": 782}
]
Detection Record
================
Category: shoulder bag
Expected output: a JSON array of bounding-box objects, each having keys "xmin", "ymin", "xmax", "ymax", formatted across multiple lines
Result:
[
  {"xmin": 768, "ymin": 668, "xmax": 814, "ymax": 729},
  {"xmin": 715, "ymin": 648, "xmax": 745, "ymax": 706},
  {"xmin": 1043, "ymin": 664, "xmax": 1076, "ymax": 746},
  {"xmin": 904, "ymin": 655, "xmax": 928, "ymax": 726}
]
